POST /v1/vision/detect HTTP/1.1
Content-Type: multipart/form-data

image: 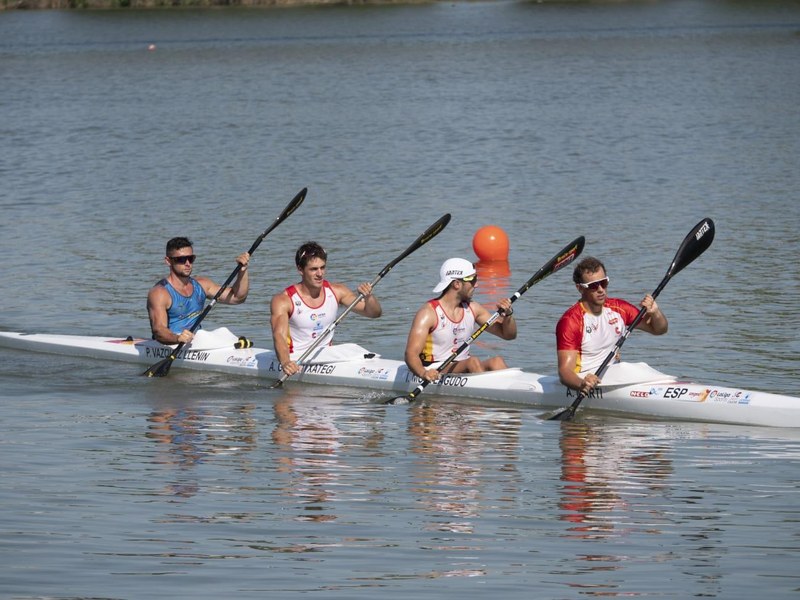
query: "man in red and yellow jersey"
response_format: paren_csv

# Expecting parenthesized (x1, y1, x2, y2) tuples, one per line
(556, 257, 668, 396)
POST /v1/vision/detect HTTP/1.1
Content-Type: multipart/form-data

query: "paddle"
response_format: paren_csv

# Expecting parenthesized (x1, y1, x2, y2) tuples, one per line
(270, 213, 452, 388)
(544, 217, 715, 422)
(385, 235, 586, 405)
(143, 187, 308, 378)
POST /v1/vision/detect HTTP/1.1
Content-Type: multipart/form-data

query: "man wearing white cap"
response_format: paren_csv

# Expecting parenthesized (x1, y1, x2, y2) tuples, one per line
(404, 258, 517, 382)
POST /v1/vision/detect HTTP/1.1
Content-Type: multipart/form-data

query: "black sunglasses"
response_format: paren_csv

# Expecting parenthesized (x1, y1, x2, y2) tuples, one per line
(169, 255, 196, 265)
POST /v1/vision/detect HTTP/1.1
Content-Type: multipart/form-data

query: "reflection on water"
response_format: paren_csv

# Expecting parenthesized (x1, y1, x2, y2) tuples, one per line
(475, 259, 512, 310)
(2, 376, 800, 597)
(271, 389, 385, 523)
(471, 260, 515, 358)
(272, 393, 343, 522)
(558, 421, 674, 539)
(145, 398, 258, 498)
(548, 419, 800, 597)
(407, 403, 522, 536)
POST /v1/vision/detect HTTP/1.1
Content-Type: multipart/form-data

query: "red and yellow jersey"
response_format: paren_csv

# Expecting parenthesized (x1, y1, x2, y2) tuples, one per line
(556, 298, 639, 375)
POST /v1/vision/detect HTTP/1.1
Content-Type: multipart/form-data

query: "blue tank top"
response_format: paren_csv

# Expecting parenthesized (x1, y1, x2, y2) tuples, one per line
(159, 278, 207, 334)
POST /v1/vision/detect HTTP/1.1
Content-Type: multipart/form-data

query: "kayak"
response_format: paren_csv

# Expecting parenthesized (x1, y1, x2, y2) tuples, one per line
(1, 327, 798, 428)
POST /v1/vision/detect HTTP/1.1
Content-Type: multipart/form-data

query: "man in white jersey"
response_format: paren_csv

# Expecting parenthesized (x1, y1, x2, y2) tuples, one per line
(556, 256, 668, 396)
(405, 257, 517, 383)
(270, 241, 382, 377)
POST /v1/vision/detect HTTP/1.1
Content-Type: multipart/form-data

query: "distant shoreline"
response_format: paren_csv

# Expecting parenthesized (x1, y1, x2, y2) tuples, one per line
(3, 0, 445, 9)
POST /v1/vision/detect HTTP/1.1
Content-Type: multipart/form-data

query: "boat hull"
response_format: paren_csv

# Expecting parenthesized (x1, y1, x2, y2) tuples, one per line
(1, 329, 798, 428)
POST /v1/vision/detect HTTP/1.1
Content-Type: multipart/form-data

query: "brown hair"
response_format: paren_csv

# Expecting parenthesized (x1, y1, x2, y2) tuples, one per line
(572, 256, 606, 284)
(295, 241, 327, 269)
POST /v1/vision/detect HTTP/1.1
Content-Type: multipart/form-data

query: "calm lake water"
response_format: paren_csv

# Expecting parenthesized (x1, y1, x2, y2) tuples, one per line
(1, 1, 800, 598)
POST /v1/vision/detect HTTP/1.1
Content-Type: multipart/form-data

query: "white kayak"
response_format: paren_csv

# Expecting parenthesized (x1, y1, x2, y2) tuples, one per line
(1, 327, 798, 428)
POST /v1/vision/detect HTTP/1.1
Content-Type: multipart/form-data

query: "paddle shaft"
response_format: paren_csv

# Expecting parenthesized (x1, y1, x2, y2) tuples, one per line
(271, 213, 452, 388)
(143, 187, 308, 377)
(391, 235, 586, 404)
(548, 217, 715, 421)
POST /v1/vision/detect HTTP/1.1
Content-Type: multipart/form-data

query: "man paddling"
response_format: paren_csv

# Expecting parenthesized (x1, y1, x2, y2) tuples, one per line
(556, 256, 668, 396)
(270, 241, 382, 378)
(147, 237, 251, 345)
(404, 258, 517, 383)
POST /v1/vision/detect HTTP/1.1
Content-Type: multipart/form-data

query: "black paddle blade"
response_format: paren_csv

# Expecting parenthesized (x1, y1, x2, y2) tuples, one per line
(380, 213, 452, 276)
(418, 213, 451, 246)
(143, 355, 174, 378)
(551, 407, 575, 421)
(517, 235, 585, 296)
(385, 395, 411, 406)
(244, 187, 308, 258)
(667, 217, 715, 279)
(542, 404, 577, 421)
(552, 236, 585, 275)
(276, 187, 307, 225)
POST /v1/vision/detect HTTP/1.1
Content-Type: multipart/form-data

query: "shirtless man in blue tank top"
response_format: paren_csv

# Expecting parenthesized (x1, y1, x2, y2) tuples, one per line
(147, 236, 251, 345)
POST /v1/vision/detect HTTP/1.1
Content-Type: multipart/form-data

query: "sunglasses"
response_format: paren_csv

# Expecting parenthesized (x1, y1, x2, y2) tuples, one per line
(169, 255, 196, 265)
(578, 276, 609, 291)
(461, 274, 478, 284)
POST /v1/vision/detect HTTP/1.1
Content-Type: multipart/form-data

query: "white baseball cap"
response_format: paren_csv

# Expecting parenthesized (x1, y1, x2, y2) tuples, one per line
(432, 258, 477, 293)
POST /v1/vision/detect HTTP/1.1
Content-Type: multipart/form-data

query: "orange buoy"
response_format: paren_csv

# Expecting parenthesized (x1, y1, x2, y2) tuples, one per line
(472, 225, 509, 262)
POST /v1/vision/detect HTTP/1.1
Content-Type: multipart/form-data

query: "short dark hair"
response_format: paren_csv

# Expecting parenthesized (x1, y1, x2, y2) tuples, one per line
(295, 241, 327, 269)
(166, 237, 193, 256)
(572, 256, 606, 284)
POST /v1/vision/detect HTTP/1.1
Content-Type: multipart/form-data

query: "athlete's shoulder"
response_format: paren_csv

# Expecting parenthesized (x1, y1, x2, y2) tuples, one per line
(270, 286, 295, 312)
(324, 280, 345, 303)
(148, 279, 171, 302)
(605, 297, 635, 310)
(604, 297, 638, 320)
(415, 300, 439, 322)
(558, 301, 585, 323)
(556, 302, 585, 334)
(556, 302, 585, 349)
(466, 299, 487, 320)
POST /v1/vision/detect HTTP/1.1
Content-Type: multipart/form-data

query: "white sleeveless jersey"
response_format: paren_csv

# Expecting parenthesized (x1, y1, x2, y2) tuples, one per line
(419, 299, 477, 363)
(285, 281, 340, 355)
